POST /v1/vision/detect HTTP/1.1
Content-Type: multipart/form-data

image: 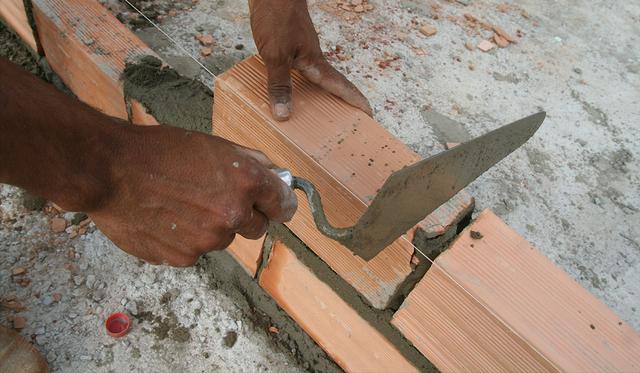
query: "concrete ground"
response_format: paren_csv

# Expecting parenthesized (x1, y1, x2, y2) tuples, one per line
(1, 0, 638, 371)
(128, 0, 639, 329)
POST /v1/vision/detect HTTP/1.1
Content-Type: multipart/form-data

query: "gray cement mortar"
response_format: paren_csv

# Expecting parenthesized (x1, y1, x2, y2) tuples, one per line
(127, 0, 639, 331)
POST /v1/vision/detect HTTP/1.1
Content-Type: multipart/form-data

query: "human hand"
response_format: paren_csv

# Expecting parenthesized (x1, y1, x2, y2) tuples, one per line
(0, 57, 295, 268)
(90, 125, 297, 267)
(249, 0, 372, 121)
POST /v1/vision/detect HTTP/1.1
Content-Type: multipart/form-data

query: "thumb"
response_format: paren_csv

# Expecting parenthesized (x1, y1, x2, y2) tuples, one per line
(265, 61, 293, 121)
(296, 59, 373, 117)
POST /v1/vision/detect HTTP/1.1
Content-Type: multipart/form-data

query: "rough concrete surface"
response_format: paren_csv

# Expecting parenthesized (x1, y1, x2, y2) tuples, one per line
(1, 0, 639, 371)
(123, 0, 639, 331)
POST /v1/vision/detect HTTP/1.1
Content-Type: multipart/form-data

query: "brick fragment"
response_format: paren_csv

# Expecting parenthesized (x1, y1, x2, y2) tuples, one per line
(477, 39, 495, 52)
(419, 25, 437, 36)
(50, 218, 66, 233)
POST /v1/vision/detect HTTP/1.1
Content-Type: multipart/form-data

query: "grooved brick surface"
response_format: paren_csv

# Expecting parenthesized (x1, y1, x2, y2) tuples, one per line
(214, 56, 472, 308)
(392, 209, 640, 372)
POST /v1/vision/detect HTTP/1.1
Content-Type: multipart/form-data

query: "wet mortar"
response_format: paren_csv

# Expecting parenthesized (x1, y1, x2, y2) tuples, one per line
(122, 55, 213, 133)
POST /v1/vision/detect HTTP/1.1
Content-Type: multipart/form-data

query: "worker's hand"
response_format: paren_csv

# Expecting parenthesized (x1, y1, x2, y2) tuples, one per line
(249, 0, 372, 121)
(90, 126, 297, 267)
(1, 57, 295, 268)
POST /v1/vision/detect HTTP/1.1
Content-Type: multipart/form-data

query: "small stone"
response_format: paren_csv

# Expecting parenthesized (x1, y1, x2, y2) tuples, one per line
(92, 290, 105, 301)
(350, 0, 362, 5)
(46, 352, 57, 362)
(12, 317, 26, 330)
(35, 335, 46, 345)
(121, 298, 128, 306)
(353, 5, 364, 12)
(419, 25, 437, 37)
(492, 25, 516, 43)
(41, 295, 54, 306)
(477, 40, 495, 52)
(68, 312, 78, 319)
(125, 301, 138, 316)
(86, 274, 97, 289)
(236, 320, 242, 330)
(465, 41, 474, 51)
(269, 326, 279, 334)
(200, 47, 213, 57)
(73, 275, 84, 286)
(494, 34, 509, 48)
(12, 267, 27, 276)
(191, 300, 202, 310)
(470, 230, 483, 239)
(141, 273, 155, 285)
(223, 330, 238, 348)
(196, 34, 214, 46)
(50, 218, 67, 233)
(183, 290, 195, 302)
(35, 326, 46, 335)
(79, 355, 92, 361)
(71, 213, 88, 225)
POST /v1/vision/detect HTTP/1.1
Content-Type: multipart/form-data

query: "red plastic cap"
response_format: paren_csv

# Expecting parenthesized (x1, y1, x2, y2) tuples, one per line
(105, 312, 131, 338)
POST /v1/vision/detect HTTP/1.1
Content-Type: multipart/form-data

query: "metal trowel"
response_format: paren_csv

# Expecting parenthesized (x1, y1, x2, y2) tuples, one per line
(274, 112, 546, 261)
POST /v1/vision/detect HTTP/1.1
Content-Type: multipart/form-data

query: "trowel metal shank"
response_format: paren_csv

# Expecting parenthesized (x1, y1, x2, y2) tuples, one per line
(275, 112, 546, 261)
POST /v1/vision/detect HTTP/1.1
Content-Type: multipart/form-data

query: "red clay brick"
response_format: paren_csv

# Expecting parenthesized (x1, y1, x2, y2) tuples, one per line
(392, 209, 640, 372)
(259, 240, 418, 372)
(0, 0, 38, 52)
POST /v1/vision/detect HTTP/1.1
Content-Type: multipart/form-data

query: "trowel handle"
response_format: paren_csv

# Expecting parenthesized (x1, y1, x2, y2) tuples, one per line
(272, 168, 293, 188)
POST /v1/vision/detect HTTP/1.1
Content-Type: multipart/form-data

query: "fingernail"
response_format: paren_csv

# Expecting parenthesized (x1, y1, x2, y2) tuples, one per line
(274, 103, 290, 119)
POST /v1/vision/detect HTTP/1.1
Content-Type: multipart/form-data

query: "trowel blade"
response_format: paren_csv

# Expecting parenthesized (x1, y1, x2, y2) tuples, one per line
(345, 112, 546, 260)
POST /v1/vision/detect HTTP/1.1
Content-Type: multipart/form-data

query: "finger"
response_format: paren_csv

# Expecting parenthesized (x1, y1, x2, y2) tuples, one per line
(297, 59, 373, 116)
(237, 209, 269, 239)
(265, 61, 293, 121)
(254, 169, 298, 222)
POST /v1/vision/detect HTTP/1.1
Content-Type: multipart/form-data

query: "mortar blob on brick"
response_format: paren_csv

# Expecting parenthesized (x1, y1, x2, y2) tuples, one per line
(122, 55, 213, 133)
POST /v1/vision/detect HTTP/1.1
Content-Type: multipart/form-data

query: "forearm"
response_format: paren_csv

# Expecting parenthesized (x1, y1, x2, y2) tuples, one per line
(0, 57, 123, 211)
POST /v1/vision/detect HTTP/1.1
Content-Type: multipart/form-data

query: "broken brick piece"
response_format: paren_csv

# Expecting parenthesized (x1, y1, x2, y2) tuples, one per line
(12, 316, 26, 330)
(50, 217, 66, 233)
(195, 33, 215, 46)
(477, 40, 496, 52)
(392, 209, 640, 372)
(11, 267, 27, 276)
(419, 24, 437, 36)
(200, 47, 213, 57)
(259, 240, 418, 372)
(494, 34, 509, 48)
(492, 25, 516, 43)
